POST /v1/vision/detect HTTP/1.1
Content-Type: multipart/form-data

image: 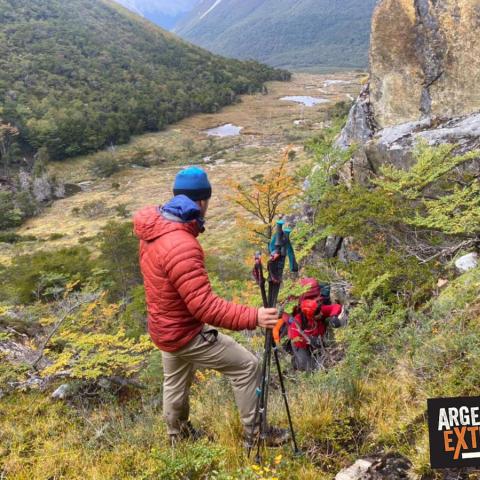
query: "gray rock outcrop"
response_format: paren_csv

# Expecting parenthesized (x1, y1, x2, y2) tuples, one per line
(369, 0, 480, 128)
(339, 0, 480, 182)
(455, 252, 479, 273)
(335, 454, 412, 480)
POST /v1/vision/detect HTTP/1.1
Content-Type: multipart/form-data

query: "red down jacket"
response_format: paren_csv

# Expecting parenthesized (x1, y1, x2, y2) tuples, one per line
(288, 303, 343, 349)
(133, 206, 258, 352)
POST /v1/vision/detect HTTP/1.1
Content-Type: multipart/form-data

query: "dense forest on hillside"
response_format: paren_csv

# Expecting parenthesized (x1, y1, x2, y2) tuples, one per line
(175, 0, 376, 71)
(0, 0, 289, 161)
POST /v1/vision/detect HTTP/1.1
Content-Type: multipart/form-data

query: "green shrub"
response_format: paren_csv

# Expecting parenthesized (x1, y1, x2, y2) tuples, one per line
(342, 300, 408, 374)
(0, 191, 23, 229)
(114, 203, 130, 218)
(0, 232, 37, 244)
(0, 353, 30, 387)
(119, 285, 147, 339)
(75, 200, 110, 219)
(348, 247, 436, 306)
(97, 221, 142, 300)
(0, 246, 94, 303)
(90, 152, 120, 178)
(150, 441, 226, 480)
(305, 142, 479, 306)
(375, 142, 480, 237)
(14, 190, 38, 218)
(48, 233, 65, 241)
(139, 349, 164, 394)
(409, 267, 480, 398)
(327, 100, 353, 121)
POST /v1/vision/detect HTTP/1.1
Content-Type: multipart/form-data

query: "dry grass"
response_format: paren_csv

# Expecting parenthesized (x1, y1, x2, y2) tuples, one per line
(0, 72, 361, 263)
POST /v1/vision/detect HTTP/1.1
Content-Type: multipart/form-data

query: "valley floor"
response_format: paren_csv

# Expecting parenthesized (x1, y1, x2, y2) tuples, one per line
(0, 73, 362, 262)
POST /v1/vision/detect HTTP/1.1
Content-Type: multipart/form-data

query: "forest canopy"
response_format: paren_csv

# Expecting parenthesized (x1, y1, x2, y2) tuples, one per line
(0, 0, 289, 161)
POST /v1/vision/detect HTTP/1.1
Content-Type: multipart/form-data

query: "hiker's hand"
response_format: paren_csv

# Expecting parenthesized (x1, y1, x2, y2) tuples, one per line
(257, 308, 280, 329)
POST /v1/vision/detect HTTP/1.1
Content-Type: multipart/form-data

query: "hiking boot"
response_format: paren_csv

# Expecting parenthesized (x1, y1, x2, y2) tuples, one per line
(244, 425, 290, 448)
(169, 421, 208, 447)
(180, 420, 208, 441)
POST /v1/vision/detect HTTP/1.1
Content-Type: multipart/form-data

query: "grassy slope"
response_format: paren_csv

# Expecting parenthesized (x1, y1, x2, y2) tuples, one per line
(175, 0, 376, 70)
(1, 268, 478, 479)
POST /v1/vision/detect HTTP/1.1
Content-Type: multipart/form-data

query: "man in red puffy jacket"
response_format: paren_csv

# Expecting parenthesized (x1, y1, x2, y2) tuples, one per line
(134, 166, 288, 446)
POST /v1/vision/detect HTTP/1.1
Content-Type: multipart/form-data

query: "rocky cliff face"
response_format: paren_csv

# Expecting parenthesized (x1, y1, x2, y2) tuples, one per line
(370, 0, 480, 128)
(338, 0, 480, 182)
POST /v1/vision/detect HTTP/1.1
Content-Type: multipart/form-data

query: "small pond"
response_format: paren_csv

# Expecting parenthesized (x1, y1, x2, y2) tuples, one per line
(280, 96, 330, 107)
(323, 80, 351, 87)
(205, 123, 243, 137)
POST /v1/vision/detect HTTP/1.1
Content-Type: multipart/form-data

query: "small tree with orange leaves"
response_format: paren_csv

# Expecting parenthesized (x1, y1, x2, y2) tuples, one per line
(228, 148, 300, 244)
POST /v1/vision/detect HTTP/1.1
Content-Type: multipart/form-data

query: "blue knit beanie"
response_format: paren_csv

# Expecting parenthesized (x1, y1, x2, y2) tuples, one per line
(173, 166, 212, 201)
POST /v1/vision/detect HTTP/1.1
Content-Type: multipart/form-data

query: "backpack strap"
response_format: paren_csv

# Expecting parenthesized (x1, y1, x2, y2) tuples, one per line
(293, 318, 312, 346)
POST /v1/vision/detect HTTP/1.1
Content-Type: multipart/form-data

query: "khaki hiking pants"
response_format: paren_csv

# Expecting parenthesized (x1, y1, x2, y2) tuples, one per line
(162, 325, 261, 435)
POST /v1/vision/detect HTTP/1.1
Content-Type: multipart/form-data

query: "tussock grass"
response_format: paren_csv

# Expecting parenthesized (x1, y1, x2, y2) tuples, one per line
(1, 264, 478, 479)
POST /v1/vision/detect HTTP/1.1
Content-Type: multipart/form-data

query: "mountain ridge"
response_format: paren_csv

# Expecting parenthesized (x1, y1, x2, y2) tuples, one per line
(175, 0, 377, 71)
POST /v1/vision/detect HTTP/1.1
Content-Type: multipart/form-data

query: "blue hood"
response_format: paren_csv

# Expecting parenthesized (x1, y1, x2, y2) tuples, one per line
(161, 195, 203, 224)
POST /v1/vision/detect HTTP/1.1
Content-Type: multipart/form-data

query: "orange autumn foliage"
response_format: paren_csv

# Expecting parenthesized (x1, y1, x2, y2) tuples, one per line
(228, 147, 300, 244)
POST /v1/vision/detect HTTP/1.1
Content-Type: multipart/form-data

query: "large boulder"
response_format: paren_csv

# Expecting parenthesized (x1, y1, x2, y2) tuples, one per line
(370, 0, 480, 128)
(335, 454, 412, 480)
(338, 0, 480, 182)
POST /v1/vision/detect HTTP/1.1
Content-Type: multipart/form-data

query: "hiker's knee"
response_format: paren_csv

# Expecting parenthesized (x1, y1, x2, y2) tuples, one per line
(242, 353, 260, 380)
(249, 354, 260, 374)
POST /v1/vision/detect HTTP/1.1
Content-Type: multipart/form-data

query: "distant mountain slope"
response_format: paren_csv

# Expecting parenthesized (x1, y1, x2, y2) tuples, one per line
(0, 0, 288, 160)
(113, 0, 198, 29)
(175, 0, 376, 71)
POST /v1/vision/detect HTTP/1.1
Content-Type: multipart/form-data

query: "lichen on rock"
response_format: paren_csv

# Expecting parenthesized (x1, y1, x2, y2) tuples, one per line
(339, 0, 480, 181)
(370, 0, 480, 128)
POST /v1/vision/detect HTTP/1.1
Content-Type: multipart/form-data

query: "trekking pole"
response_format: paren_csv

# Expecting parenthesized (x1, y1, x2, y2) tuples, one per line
(272, 342, 301, 455)
(248, 253, 270, 459)
(268, 222, 300, 456)
(248, 220, 301, 462)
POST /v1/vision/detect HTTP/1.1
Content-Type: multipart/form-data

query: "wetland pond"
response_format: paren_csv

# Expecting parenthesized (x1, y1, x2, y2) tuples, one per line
(205, 123, 243, 137)
(280, 96, 330, 107)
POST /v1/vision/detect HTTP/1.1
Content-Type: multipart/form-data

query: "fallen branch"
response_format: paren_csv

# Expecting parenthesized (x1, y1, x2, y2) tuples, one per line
(419, 239, 478, 264)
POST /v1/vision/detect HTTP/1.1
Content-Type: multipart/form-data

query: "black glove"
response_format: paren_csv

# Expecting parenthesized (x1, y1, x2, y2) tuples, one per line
(329, 315, 342, 328)
(328, 309, 348, 328)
